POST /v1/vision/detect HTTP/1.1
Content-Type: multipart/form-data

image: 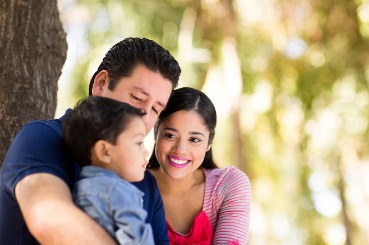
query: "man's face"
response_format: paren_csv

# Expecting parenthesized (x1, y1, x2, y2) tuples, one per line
(92, 64, 173, 134)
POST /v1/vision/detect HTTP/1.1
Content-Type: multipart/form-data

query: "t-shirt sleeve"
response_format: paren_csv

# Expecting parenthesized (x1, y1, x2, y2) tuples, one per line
(1, 120, 75, 196)
(212, 167, 251, 244)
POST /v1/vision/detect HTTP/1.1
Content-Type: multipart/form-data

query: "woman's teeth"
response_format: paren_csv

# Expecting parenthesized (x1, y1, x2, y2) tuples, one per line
(170, 157, 188, 165)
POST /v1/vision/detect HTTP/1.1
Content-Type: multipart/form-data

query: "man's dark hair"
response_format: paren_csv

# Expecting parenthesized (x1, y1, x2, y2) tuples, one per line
(148, 87, 218, 170)
(62, 96, 145, 166)
(89, 37, 181, 95)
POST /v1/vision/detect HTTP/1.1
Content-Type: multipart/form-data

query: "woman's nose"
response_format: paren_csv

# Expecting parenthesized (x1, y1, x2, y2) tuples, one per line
(172, 140, 188, 153)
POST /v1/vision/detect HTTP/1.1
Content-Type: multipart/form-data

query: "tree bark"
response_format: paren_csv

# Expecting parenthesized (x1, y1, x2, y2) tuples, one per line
(0, 0, 67, 165)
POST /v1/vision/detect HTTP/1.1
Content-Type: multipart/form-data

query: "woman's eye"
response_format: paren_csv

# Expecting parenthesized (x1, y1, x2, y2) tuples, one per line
(190, 137, 201, 143)
(164, 133, 175, 139)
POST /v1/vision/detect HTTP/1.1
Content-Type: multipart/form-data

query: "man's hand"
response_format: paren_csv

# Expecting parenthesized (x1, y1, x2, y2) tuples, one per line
(15, 173, 117, 245)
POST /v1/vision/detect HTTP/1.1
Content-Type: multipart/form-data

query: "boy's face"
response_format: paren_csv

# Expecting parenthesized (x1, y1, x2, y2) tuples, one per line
(92, 64, 173, 135)
(107, 117, 148, 182)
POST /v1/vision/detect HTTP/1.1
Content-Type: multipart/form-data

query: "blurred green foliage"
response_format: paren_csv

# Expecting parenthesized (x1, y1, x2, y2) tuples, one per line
(57, 0, 369, 244)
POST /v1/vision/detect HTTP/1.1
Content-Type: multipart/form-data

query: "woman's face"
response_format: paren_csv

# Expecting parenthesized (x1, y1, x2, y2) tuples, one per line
(155, 109, 211, 180)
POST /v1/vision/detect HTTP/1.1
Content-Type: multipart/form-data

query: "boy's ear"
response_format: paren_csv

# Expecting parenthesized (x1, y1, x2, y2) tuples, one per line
(91, 70, 109, 96)
(92, 140, 111, 165)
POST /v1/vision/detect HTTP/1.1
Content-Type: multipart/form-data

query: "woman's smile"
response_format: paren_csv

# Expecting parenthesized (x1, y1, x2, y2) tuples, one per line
(168, 156, 190, 168)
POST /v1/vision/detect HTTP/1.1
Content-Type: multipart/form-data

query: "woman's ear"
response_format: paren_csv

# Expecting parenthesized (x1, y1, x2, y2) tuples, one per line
(91, 70, 109, 96)
(206, 144, 212, 152)
(91, 140, 112, 165)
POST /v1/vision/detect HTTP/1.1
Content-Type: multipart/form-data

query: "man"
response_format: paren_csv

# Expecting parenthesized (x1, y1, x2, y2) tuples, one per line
(0, 37, 181, 244)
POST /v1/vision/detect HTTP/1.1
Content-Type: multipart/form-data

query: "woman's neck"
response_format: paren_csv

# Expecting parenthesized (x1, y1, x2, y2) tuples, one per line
(151, 167, 206, 234)
(150, 167, 204, 194)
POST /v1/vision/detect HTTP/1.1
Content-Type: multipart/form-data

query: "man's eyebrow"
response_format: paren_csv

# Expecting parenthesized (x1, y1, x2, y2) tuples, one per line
(157, 102, 166, 109)
(133, 86, 165, 108)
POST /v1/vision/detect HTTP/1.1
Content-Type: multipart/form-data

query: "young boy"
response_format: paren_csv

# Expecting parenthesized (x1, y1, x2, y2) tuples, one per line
(62, 96, 153, 244)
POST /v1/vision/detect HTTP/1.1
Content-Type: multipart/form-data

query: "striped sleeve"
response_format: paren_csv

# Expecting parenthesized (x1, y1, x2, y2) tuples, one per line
(203, 167, 251, 245)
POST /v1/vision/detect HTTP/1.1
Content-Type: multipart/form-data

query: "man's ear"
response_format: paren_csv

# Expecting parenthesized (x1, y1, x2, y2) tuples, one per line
(91, 70, 109, 96)
(91, 140, 112, 165)
(206, 144, 212, 152)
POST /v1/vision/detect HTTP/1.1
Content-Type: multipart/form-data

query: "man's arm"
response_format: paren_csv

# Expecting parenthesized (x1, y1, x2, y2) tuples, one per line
(15, 173, 117, 245)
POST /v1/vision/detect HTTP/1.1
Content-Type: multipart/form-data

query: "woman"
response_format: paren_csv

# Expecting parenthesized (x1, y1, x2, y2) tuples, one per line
(148, 87, 251, 244)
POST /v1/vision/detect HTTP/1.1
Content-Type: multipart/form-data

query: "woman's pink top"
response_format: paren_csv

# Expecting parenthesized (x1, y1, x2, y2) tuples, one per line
(167, 211, 213, 244)
(167, 166, 251, 245)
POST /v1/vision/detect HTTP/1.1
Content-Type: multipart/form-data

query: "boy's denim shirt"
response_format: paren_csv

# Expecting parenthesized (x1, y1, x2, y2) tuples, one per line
(73, 166, 154, 244)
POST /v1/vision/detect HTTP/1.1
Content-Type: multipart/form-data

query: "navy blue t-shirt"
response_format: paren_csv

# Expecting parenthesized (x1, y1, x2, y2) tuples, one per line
(0, 110, 168, 244)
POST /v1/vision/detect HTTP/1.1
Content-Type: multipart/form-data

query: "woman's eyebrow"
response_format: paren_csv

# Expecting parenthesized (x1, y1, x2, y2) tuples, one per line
(162, 127, 177, 132)
(189, 131, 205, 137)
(162, 127, 205, 137)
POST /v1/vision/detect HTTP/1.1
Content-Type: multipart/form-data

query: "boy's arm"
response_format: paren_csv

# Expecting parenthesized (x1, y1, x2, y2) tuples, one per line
(15, 173, 117, 245)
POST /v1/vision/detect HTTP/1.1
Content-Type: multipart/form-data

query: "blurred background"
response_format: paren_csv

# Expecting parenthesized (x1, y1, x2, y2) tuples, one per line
(56, 0, 369, 244)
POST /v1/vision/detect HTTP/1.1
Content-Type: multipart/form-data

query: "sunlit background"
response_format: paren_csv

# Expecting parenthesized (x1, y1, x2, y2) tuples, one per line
(56, 0, 369, 244)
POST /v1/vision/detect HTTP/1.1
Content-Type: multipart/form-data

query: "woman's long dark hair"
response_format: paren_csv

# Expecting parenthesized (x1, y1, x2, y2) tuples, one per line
(147, 87, 218, 169)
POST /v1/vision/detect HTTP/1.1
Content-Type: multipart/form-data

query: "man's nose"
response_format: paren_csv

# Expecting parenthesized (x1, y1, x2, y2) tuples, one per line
(141, 111, 150, 124)
(142, 113, 155, 135)
(140, 104, 152, 133)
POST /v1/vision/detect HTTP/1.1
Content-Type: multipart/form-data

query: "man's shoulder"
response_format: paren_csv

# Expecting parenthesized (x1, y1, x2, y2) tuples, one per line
(15, 109, 72, 142)
(1, 111, 78, 192)
(4, 118, 64, 162)
(21, 117, 63, 137)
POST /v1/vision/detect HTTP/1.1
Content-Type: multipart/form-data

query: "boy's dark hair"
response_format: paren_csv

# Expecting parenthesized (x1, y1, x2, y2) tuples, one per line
(89, 37, 181, 95)
(148, 87, 218, 170)
(62, 96, 145, 166)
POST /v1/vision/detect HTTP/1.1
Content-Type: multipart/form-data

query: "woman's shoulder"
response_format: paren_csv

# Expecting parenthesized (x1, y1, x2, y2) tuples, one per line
(203, 166, 250, 190)
(204, 166, 249, 180)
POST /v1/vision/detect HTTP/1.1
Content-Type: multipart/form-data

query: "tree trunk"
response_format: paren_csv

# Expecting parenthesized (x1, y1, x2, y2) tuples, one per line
(337, 158, 353, 245)
(220, 0, 248, 172)
(0, 0, 67, 165)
